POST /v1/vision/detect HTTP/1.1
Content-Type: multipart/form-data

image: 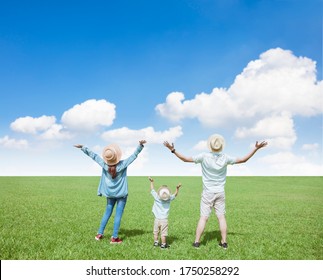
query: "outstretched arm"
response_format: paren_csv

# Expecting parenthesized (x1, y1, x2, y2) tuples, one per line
(148, 177, 154, 191)
(117, 140, 146, 170)
(174, 183, 182, 197)
(74, 144, 106, 168)
(139, 140, 147, 146)
(235, 141, 268, 164)
(163, 141, 194, 162)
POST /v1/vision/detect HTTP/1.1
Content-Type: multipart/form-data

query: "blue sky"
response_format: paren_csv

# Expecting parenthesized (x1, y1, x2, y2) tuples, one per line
(0, 0, 322, 176)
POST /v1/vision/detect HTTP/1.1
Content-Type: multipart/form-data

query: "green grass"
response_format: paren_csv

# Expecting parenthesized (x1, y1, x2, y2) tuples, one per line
(0, 176, 322, 260)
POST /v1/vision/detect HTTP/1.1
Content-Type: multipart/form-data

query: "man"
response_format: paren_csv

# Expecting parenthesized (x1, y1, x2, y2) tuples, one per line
(163, 134, 267, 249)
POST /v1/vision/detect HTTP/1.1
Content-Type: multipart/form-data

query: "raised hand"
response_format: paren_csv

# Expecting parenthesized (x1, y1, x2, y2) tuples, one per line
(74, 144, 83, 149)
(255, 141, 268, 150)
(163, 141, 174, 151)
(139, 140, 147, 146)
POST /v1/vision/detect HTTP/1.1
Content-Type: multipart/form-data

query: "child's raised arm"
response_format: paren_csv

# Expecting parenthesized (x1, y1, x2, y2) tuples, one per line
(148, 177, 154, 191)
(174, 183, 182, 197)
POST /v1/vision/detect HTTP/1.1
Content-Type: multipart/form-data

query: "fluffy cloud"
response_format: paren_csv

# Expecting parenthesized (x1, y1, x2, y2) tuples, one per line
(156, 48, 322, 127)
(9, 115, 73, 140)
(61, 99, 116, 131)
(10, 115, 56, 134)
(235, 113, 297, 149)
(155, 89, 236, 126)
(193, 140, 208, 151)
(301, 143, 319, 151)
(0, 135, 28, 149)
(9, 99, 116, 139)
(101, 126, 183, 146)
(231, 49, 322, 118)
(259, 152, 323, 175)
(155, 48, 322, 152)
(40, 124, 73, 140)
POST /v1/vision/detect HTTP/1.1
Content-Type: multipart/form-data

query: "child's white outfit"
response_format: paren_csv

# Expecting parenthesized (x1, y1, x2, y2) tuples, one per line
(151, 189, 175, 237)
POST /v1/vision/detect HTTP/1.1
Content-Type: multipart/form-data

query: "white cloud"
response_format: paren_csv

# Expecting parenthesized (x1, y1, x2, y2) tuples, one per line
(155, 92, 185, 122)
(10, 115, 56, 134)
(155, 48, 322, 158)
(156, 48, 322, 127)
(235, 113, 297, 149)
(0, 135, 28, 149)
(301, 143, 319, 151)
(9, 115, 74, 141)
(40, 124, 73, 140)
(101, 126, 183, 146)
(259, 152, 323, 175)
(155, 89, 237, 126)
(61, 99, 116, 132)
(230, 48, 322, 118)
(193, 140, 208, 151)
(235, 113, 293, 138)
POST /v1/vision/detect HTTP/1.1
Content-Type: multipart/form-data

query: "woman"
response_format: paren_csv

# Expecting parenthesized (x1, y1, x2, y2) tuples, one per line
(74, 140, 146, 243)
(164, 134, 267, 249)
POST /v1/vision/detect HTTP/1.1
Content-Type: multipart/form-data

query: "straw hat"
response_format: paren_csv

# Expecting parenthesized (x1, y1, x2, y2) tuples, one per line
(207, 134, 225, 152)
(102, 143, 122, 165)
(157, 185, 171, 201)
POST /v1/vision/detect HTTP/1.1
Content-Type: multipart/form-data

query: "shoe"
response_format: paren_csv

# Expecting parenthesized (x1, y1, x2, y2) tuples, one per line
(219, 242, 228, 249)
(110, 237, 123, 244)
(153, 241, 159, 247)
(95, 234, 103, 241)
(160, 243, 170, 249)
(192, 242, 200, 248)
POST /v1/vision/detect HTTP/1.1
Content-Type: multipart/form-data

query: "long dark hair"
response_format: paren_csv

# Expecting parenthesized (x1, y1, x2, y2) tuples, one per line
(108, 165, 117, 179)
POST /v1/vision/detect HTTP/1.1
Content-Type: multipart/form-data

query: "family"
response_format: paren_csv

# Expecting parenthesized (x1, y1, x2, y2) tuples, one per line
(74, 134, 267, 249)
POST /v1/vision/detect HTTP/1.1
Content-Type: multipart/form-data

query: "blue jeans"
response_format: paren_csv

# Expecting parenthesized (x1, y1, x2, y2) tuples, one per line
(98, 196, 127, 238)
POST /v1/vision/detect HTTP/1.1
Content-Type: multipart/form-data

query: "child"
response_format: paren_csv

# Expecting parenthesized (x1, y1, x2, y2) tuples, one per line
(148, 177, 181, 249)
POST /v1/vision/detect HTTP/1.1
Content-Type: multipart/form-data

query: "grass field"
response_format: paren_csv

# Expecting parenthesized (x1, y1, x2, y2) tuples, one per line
(0, 176, 322, 260)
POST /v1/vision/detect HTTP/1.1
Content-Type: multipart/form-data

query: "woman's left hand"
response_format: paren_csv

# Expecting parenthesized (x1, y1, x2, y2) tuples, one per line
(139, 140, 147, 146)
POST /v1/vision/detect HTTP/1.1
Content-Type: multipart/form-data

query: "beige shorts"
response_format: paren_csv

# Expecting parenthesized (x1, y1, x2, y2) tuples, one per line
(153, 218, 169, 237)
(200, 191, 226, 217)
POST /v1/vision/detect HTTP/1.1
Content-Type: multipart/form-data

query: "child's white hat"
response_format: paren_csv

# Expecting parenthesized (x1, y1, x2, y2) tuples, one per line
(157, 185, 171, 201)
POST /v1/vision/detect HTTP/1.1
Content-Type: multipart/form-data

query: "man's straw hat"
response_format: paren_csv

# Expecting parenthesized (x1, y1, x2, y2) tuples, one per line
(207, 134, 225, 152)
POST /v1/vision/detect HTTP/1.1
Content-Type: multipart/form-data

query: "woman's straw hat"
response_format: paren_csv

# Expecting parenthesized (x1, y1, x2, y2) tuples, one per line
(207, 134, 225, 152)
(102, 143, 122, 165)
